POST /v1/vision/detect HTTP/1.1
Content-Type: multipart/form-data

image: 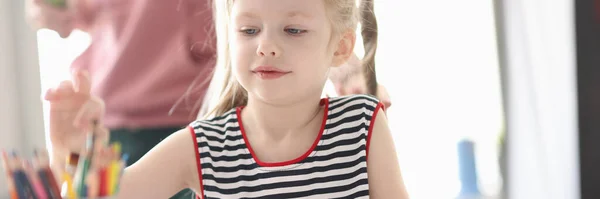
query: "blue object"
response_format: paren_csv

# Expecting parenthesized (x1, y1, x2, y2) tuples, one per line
(15, 169, 38, 199)
(12, 170, 28, 199)
(457, 139, 481, 196)
(121, 154, 129, 163)
(80, 184, 88, 197)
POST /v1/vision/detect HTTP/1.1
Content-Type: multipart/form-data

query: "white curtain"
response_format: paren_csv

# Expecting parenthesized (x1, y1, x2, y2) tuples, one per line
(498, 0, 580, 198)
(0, 0, 47, 196)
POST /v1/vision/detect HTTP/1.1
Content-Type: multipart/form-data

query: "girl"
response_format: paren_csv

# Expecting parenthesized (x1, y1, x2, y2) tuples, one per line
(43, 0, 409, 198)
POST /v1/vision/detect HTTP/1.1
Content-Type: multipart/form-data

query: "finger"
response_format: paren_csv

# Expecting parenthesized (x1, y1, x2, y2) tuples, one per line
(375, 84, 391, 109)
(99, 148, 112, 167)
(48, 81, 94, 112)
(86, 171, 99, 198)
(95, 127, 110, 148)
(344, 74, 367, 95)
(95, 147, 114, 169)
(335, 84, 346, 96)
(73, 98, 105, 129)
(43, 88, 59, 101)
(45, 80, 75, 101)
(382, 100, 392, 109)
(73, 102, 92, 130)
(91, 147, 103, 170)
(90, 127, 110, 158)
(73, 69, 92, 94)
(56, 80, 76, 97)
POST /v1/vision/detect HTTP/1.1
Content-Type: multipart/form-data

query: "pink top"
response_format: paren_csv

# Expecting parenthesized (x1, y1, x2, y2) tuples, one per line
(70, 0, 215, 129)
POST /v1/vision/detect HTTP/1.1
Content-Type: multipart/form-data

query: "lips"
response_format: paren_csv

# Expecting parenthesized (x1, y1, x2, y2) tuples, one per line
(252, 66, 291, 80)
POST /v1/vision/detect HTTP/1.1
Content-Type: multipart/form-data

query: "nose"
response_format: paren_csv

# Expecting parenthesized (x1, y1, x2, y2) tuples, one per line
(256, 39, 281, 58)
(258, 50, 277, 57)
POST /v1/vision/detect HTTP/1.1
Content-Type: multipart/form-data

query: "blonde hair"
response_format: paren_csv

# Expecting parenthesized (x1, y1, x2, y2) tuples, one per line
(199, 0, 378, 118)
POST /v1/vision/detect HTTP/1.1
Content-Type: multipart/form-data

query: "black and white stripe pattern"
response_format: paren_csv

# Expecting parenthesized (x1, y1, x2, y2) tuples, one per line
(190, 94, 382, 199)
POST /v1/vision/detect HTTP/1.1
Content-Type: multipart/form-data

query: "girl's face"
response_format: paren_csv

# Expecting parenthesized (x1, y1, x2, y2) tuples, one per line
(230, 0, 342, 105)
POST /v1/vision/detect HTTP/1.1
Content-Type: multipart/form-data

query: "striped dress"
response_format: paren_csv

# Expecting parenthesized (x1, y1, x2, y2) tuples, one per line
(188, 95, 385, 199)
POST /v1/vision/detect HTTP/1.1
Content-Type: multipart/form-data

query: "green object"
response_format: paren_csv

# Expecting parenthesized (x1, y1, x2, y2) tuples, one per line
(45, 0, 66, 8)
(75, 129, 97, 197)
(76, 158, 91, 196)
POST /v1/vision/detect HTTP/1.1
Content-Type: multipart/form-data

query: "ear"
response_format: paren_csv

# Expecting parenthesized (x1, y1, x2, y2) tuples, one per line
(331, 30, 356, 67)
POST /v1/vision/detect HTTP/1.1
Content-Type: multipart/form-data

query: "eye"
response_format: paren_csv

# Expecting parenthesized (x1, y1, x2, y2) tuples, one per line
(240, 28, 260, 35)
(285, 28, 308, 35)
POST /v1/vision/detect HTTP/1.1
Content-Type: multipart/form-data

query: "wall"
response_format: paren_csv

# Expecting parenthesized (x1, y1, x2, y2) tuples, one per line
(0, 0, 47, 196)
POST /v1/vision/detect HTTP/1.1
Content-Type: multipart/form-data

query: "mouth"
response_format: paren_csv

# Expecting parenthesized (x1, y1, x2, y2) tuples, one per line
(252, 66, 291, 79)
(252, 66, 290, 73)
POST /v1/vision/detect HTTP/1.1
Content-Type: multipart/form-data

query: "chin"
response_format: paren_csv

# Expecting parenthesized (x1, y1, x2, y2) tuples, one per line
(253, 89, 323, 107)
(254, 90, 294, 105)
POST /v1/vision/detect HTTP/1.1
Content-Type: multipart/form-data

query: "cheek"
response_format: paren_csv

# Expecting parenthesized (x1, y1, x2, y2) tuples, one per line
(294, 49, 332, 81)
(287, 35, 334, 77)
(310, 35, 336, 64)
(229, 40, 256, 88)
(230, 39, 255, 68)
(292, 39, 331, 62)
(231, 55, 248, 88)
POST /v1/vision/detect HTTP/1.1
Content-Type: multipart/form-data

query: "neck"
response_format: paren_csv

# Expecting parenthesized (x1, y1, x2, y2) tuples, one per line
(242, 95, 326, 138)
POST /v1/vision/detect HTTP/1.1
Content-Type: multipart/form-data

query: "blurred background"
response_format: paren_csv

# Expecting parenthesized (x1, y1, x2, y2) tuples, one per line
(0, 0, 591, 198)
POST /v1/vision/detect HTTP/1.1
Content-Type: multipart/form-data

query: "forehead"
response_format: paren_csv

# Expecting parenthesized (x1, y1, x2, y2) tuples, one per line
(231, 0, 328, 20)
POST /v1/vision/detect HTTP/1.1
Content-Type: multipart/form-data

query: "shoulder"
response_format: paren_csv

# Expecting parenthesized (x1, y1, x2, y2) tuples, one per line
(189, 108, 239, 135)
(329, 94, 379, 103)
(328, 94, 385, 113)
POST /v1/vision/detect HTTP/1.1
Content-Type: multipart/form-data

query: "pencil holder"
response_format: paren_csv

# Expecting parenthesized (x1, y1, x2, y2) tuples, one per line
(60, 144, 126, 199)
(2, 144, 126, 199)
